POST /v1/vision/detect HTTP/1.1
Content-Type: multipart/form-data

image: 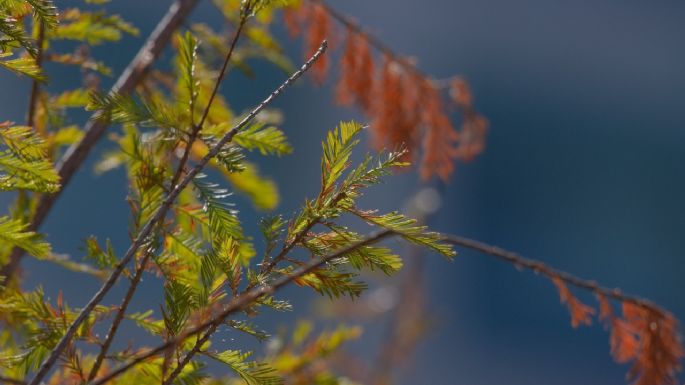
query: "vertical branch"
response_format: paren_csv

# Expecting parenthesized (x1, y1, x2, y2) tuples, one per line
(0, 0, 201, 283)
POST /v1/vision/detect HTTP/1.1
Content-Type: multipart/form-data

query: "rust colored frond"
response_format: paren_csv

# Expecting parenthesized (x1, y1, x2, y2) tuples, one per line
(370, 57, 414, 154)
(419, 82, 460, 181)
(282, 1, 488, 182)
(621, 303, 683, 385)
(355, 35, 375, 113)
(597, 293, 613, 322)
(610, 318, 641, 363)
(550, 277, 595, 328)
(283, 4, 309, 38)
(336, 28, 359, 106)
(306, 3, 331, 84)
(336, 29, 375, 113)
(450, 78, 488, 162)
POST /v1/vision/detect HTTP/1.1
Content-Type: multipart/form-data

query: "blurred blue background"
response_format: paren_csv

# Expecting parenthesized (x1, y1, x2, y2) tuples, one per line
(1, 0, 684, 384)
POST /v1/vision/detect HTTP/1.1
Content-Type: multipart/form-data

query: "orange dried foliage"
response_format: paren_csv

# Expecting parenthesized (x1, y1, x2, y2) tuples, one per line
(597, 293, 613, 322)
(621, 303, 683, 385)
(282, 2, 488, 181)
(596, 294, 684, 385)
(369, 57, 420, 160)
(611, 317, 641, 363)
(419, 81, 460, 181)
(450, 78, 488, 162)
(550, 277, 595, 328)
(306, 3, 330, 84)
(283, 6, 305, 38)
(336, 29, 375, 113)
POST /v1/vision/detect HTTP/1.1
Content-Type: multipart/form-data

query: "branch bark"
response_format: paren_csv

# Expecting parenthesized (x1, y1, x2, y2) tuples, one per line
(0, 0, 201, 282)
(27, 39, 328, 385)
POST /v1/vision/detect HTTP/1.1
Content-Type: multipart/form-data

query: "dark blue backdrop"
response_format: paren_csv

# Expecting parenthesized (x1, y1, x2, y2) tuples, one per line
(1, 0, 684, 384)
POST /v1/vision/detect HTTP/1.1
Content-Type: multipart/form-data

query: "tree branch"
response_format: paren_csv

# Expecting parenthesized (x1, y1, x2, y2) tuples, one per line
(444, 235, 669, 316)
(88, 228, 677, 384)
(27, 39, 328, 385)
(260, 218, 319, 274)
(86, 14, 250, 381)
(0, 0, 201, 282)
(89, 229, 393, 385)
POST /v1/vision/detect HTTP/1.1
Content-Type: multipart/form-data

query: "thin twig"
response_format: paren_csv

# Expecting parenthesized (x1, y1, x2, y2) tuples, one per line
(27, 40, 328, 385)
(161, 323, 217, 385)
(89, 229, 393, 385)
(445, 235, 669, 317)
(260, 218, 319, 274)
(0, 0, 201, 282)
(89, 12, 251, 382)
(260, 191, 349, 275)
(84, 248, 152, 381)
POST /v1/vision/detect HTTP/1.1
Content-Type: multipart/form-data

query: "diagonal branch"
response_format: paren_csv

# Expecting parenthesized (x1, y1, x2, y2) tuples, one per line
(89, 229, 394, 385)
(0, 0, 201, 282)
(27, 39, 328, 385)
(444, 235, 669, 316)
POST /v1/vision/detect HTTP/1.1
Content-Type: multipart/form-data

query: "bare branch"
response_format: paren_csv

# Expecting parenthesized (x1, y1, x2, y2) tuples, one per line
(27, 40, 328, 385)
(445, 235, 670, 316)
